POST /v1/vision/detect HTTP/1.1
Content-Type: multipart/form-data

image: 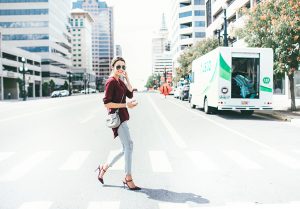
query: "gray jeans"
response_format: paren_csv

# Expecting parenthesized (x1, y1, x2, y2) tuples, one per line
(108, 121, 133, 175)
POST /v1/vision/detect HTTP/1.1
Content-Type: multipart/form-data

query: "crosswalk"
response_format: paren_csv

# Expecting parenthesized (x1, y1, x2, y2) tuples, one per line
(10, 201, 300, 209)
(1, 149, 300, 178)
(1, 149, 300, 208)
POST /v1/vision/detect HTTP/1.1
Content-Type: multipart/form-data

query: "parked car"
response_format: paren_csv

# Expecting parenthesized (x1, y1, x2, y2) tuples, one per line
(60, 90, 69, 97)
(178, 84, 190, 101)
(174, 86, 182, 98)
(81, 88, 97, 94)
(51, 90, 61, 98)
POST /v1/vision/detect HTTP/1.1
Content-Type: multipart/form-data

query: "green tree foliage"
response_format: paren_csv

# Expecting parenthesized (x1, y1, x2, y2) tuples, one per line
(63, 81, 69, 90)
(145, 74, 161, 89)
(241, 0, 300, 110)
(42, 81, 50, 97)
(177, 38, 219, 80)
(49, 80, 56, 93)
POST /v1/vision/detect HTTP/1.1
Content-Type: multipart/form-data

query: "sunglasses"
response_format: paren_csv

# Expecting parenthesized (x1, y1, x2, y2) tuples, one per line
(116, 65, 126, 70)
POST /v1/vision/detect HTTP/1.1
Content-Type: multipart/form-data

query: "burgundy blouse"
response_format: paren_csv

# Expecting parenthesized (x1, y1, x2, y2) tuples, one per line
(103, 77, 133, 138)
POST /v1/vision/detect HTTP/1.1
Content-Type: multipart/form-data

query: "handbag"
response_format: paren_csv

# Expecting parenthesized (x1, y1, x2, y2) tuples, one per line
(106, 93, 125, 128)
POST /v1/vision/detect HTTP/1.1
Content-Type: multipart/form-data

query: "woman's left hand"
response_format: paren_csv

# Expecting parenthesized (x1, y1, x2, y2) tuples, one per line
(123, 71, 129, 80)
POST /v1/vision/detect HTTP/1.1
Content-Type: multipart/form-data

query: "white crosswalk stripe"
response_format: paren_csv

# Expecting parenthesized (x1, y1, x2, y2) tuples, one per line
(260, 150, 300, 169)
(18, 201, 52, 209)
(186, 151, 219, 171)
(0, 151, 52, 182)
(87, 201, 120, 209)
(0, 152, 15, 163)
(149, 151, 173, 172)
(223, 150, 263, 170)
(59, 151, 90, 170)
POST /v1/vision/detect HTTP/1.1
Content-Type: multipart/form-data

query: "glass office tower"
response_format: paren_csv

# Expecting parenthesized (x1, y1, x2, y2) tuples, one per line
(73, 0, 114, 91)
(0, 0, 72, 87)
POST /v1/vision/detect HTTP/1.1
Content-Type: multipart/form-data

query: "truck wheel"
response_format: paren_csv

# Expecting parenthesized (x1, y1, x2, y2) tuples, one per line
(204, 98, 212, 114)
(190, 97, 196, 109)
(240, 110, 254, 116)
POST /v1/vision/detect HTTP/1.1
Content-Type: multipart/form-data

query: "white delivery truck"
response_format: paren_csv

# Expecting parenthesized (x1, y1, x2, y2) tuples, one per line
(189, 47, 273, 115)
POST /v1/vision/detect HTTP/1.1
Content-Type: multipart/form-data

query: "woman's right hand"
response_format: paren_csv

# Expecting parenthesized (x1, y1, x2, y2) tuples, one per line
(127, 100, 138, 109)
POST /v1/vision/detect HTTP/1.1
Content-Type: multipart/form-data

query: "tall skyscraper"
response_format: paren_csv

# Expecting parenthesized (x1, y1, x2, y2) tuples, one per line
(152, 14, 173, 84)
(73, 0, 114, 90)
(70, 8, 95, 90)
(169, 0, 207, 71)
(0, 0, 72, 87)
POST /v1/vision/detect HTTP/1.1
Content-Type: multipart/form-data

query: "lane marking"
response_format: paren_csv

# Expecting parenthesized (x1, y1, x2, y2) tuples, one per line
(167, 98, 273, 150)
(149, 151, 173, 172)
(87, 201, 120, 209)
(0, 151, 52, 182)
(18, 201, 52, 209)
(260, 150, 300, 169)
(0, 152, 15, 163)
(148, 96, 187, 149)
(107, 150, 124, 170)
(223, 150, 263, 170)
(59, 151, 90, 170)
(186, 151, 219, 171)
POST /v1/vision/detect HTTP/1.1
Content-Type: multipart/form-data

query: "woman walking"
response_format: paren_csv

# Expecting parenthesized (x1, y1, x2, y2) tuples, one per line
(96, 56, 141, 190)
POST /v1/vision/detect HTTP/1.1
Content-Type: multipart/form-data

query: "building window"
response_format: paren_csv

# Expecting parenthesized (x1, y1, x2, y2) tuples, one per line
(0, 0, 48, 2)
(194, 10, 205, 16)
(179, 11, 192, 18)
(195, 32, 206, 38)
(0, 9, 48, 16)
(180, 22, 192, 29)
(2, 34, 49, 40)
(0, 21, 48, 28)
(194, 21, 205, 27)
(19, 46, 49, 52)
(194, 0, 205, 5)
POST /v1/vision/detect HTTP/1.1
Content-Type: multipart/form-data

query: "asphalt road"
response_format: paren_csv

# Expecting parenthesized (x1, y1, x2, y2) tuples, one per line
(1, 93, 300, 209)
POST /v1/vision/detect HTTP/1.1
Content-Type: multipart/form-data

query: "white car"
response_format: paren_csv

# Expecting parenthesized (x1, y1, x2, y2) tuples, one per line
(51, 90, 69, 98)
(60, 90, 69, 97)
(81, 88, 97, 94)
(51, 90, 61, 98)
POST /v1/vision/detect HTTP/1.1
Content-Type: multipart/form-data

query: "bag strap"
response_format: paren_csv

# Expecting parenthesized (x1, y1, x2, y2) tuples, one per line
(115, 93, 125, 113)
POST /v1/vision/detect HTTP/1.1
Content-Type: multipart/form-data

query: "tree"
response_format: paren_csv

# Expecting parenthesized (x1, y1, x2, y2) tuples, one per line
(177, 38, 219, 80)
(42, 81, 50, 97)
(63, 81, 69, 90)
(49, 80, 56, 93)
(241, 0, 300, 111)
(145, 74, 161, 89)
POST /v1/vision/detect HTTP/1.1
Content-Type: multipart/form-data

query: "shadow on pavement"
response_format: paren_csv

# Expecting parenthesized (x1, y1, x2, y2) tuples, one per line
(198, 109, 276, 121)
(136, 188, 209, 204)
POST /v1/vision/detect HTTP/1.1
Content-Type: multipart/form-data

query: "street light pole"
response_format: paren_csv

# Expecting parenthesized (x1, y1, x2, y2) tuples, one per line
(20, 57, 27, 101)
(68, 72, 72, 96)
(222, 2, 228, 47)
(216, 29, 221, 46)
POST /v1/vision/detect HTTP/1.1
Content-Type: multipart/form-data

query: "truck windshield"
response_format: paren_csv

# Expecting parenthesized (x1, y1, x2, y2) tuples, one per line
(231, 56, 260, 99)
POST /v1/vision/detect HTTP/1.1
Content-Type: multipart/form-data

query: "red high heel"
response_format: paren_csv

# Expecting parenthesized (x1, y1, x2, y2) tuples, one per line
(95, 165, 107, 184)
(122, 178, 141, 190)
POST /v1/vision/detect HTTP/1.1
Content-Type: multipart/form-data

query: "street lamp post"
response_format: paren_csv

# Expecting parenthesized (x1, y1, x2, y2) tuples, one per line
(84, 73, 87, 94)
(216, 29, 221, 46)
(68, 72, 72, 96)
(87, 74, 90, 94)
(20, 57, 28, 101)
(222, 2, 228, 47)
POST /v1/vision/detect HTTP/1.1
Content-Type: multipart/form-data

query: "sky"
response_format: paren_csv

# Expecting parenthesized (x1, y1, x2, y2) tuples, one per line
(72, 0, 171, 90)
(107, 0, 171, 90)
